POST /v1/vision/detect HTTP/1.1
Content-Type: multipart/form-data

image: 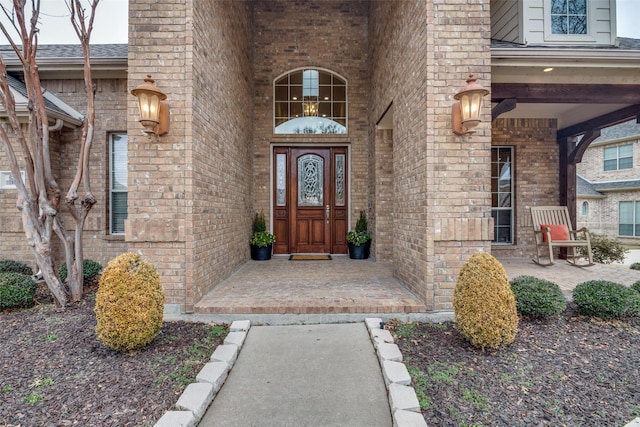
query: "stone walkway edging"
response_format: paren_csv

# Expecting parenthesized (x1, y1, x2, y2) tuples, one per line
(153, 320, 251, 427)
(365, 318, 428, 427)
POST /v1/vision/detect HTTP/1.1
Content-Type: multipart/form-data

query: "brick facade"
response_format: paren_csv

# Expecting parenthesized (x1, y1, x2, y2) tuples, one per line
(368, 0, 493, 310)
(491, 118, 560, 261)
(1, 0, 500, 314)
(252, 0, 370, 235)
(0, 78, 129, 272)
(577, 136, 640, 243)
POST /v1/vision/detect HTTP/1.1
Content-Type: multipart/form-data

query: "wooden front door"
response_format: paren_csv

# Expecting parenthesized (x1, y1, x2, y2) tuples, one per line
(273, 147, 348, 254)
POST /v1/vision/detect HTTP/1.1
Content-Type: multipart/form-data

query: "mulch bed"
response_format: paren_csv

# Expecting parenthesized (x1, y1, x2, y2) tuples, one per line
(3, 283, 640, 427)
(393, 305, 640, 427)
(0, 283, 226, 427)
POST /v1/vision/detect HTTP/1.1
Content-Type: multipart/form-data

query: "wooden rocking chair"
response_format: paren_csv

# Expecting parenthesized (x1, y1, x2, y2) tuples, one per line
(530, 206, 594, 267)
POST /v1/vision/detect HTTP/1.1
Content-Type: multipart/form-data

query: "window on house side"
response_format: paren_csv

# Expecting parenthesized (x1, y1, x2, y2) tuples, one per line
(581, 201, 589, 217)
(491, 146, 513, 244)
(604, 144, 633, 171)
(551, 0, 587, 35)
(109, 133, 128, 234)
(619, 201, 640, 237)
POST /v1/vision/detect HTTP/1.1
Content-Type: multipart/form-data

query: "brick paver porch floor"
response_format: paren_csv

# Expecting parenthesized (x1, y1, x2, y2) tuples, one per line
(194, 255, 640, 316)
(195, 256, 427, 315)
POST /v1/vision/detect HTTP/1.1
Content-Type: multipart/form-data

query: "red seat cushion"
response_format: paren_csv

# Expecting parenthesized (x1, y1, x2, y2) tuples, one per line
(540, 224, 569, 242)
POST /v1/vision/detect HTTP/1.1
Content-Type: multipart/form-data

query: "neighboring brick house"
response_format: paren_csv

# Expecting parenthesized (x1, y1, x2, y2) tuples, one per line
(577, 120, 640, 244)
(1, 0, 639, 314)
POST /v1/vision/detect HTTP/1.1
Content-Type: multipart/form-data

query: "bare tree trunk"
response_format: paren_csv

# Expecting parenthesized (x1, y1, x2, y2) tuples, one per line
(21, 200, 68, 306)
(0, 1, 101, 307)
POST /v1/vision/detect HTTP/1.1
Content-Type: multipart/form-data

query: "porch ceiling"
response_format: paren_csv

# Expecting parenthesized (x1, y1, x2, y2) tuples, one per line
(490, 81, 640, 130)
(490, 101, 632, 130)
(491, 45, 640, 129)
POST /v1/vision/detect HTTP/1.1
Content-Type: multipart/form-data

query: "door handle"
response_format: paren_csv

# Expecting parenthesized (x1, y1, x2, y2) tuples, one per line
(325, 205, 330, 224)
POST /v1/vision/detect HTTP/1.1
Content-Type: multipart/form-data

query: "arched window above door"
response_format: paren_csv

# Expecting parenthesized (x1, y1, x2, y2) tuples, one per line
(274, 68, 347, 134)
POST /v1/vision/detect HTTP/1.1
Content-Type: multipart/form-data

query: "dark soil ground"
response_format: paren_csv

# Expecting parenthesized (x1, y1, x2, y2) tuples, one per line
(0, 282, 227, 427)
(392, 306, 640, 427)
(3, 282, 640, 427)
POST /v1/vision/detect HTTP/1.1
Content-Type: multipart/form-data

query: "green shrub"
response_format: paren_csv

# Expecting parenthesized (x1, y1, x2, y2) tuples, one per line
(0, 272, 38, 309)
(94, 253, 164, 351)
(0, 260, 33, 276)
(58, 259, 102, 282)
(572, 280, 640, 319)
(630, 263, 640, 271)
(355, 210, 368, 233)
(252, 210, 267, 233)
(453, 252, 518, 350)
(632, 281, 640, 294)
(510, 276, 567, 318)
(578, 233, 627, 264)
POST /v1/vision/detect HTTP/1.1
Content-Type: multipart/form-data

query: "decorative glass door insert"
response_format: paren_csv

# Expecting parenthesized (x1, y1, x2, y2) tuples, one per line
(298, 154, 324, 206)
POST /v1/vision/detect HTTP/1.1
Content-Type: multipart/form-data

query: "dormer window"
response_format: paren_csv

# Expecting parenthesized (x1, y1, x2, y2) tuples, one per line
(551, 0, 587, 35)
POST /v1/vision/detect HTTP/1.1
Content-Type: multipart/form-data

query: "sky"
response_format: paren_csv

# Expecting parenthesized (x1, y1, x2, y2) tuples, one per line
(0, 0, 128, 44)
(0, 0, 639, 44)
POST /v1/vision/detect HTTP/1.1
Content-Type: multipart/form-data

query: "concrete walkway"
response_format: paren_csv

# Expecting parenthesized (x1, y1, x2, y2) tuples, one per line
(198, 323, 392, 427)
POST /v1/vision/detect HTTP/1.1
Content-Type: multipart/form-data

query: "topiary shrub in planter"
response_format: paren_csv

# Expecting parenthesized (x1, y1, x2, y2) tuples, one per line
(58, 259, 102, 283)
(347, 210, 371, 259)
(510, 275, 567, 318)
(250, 211, 275, 260)
(0, 272, 38, 309)
(94, 253, 164, 351)
(453, 252, 518, 350)
(0, 260, 33, 276)
(572, 280, 640, 319)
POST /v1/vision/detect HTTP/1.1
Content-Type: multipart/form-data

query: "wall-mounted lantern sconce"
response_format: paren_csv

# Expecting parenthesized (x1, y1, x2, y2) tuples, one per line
(452, 74, 489, 136)
(131, 75, 169, 136)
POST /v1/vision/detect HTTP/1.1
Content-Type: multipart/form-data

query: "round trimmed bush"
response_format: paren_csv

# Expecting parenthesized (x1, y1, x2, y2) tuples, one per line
(58, 259, 102, 282)
(94, 253, 164, 351)
(572, 280, 640, 319)
(631, 281, 640, 294)
(510, 275, 567, 318)
(454, 252, 519, 350)
(0, 272, 38, 309)
(630, 263, 640, 271)
(0, 260, 33, 276)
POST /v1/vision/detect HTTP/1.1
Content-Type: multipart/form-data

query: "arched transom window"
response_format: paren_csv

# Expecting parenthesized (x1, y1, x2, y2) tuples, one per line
(274, 68, 347, 134)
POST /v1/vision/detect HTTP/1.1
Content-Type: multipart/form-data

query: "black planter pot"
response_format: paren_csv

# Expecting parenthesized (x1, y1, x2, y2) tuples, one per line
(348, 241, 370, 260)
(250, 243, 272, 261)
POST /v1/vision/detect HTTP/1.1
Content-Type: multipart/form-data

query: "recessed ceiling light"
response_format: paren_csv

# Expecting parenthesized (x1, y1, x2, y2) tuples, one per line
(292, 96, 298, 100)
(543, 67, 554, 72)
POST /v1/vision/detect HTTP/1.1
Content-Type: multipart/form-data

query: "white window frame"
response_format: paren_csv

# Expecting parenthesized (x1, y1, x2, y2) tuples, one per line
(0, 170, 25, 189)
(619, 201, 640, 237)
(581, 201, 589, 217)
(109, 133, 128, 235)
(543, 0, 596, 43)
(491, 146, 514, 245)
(604, 144, 633, 171)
